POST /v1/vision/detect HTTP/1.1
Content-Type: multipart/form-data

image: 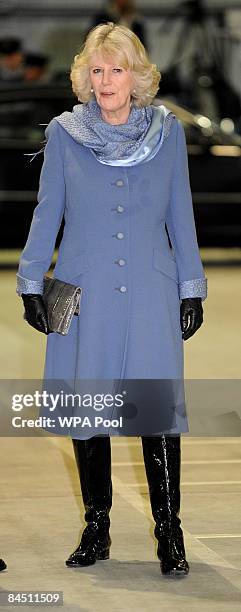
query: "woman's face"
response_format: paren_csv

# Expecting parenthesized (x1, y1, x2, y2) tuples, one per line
(89, 52, 134, 121)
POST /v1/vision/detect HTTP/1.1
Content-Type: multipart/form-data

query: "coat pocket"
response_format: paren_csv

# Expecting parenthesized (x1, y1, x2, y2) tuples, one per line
(53, 250, 91, 281)
(152, 248, 178, 283)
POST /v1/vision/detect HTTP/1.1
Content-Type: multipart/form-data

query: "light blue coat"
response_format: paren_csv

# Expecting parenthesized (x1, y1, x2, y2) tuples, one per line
(16, 108, 207, 436)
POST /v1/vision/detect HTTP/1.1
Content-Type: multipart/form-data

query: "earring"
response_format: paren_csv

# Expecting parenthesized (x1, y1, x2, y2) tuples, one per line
(90, 88, 94, 92)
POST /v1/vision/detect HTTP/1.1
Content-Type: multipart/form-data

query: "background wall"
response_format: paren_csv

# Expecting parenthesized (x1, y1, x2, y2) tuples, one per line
(1, 0, 241, 6)
(1, 1, 241, 100)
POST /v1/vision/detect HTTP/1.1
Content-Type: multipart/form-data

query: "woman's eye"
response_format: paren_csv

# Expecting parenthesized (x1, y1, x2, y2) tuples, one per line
(113, 68, 122, 72)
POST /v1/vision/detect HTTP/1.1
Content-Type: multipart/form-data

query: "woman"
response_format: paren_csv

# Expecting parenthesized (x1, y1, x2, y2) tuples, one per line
(16, 22, 207, 576)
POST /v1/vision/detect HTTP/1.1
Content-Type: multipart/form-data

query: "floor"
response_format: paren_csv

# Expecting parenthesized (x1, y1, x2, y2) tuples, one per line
(0, 257, 241, 611)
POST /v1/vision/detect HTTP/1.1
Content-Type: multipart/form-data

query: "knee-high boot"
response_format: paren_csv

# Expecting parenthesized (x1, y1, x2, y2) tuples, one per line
(141, 434, 189, 576)
(66, 435, 112, 567)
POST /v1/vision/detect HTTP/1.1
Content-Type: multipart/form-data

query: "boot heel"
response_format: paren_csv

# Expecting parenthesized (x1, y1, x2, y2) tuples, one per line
(96, 548, 110, 560)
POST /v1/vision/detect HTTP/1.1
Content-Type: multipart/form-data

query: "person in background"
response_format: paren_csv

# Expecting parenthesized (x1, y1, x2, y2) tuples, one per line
(91, 0, 147, 48)
(23, 52, 51, 84)
(0, 37, 25, 82)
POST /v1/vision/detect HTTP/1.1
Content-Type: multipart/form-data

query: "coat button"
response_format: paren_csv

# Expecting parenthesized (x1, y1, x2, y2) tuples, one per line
(118, 258, 126, 266)
(117, 205, 124, 212)
(116, 179, 124, 186)
(116, 232, 124, 239)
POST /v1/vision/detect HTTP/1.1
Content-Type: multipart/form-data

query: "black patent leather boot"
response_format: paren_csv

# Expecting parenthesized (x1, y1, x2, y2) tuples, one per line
(66, 435, 112, 567)
(0, 559, 7, 571)
(141, 434, 189, 577)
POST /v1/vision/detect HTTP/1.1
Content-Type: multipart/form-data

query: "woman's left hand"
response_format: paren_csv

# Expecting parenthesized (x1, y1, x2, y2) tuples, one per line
(180, 298, 203, 340)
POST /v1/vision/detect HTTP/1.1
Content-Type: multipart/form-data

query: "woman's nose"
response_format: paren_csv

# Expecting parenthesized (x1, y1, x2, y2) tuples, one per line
(101, 71, 112, 86)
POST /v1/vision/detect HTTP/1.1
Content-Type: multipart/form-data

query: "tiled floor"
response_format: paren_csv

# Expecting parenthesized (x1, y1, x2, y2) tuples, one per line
(0, 263, 241, 611)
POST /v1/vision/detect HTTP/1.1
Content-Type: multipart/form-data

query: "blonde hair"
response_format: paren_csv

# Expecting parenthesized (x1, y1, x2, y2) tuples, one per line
(70, 22, 161, 107)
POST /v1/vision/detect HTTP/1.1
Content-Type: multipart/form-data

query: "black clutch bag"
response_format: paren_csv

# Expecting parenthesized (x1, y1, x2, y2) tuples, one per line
(42, 274, 82, 335)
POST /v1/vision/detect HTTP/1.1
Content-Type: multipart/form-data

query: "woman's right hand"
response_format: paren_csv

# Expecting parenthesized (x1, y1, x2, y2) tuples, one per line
(21, 294, 50, 334)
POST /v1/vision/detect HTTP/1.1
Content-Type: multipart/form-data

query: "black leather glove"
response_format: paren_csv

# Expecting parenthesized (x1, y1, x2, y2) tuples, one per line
(180, 297, 203, 341)
(21, 293, 50, 334)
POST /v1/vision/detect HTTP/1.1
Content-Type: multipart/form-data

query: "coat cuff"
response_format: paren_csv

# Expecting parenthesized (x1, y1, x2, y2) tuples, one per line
(16, 273, 44, 296)
(179, 277, 207, 301)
